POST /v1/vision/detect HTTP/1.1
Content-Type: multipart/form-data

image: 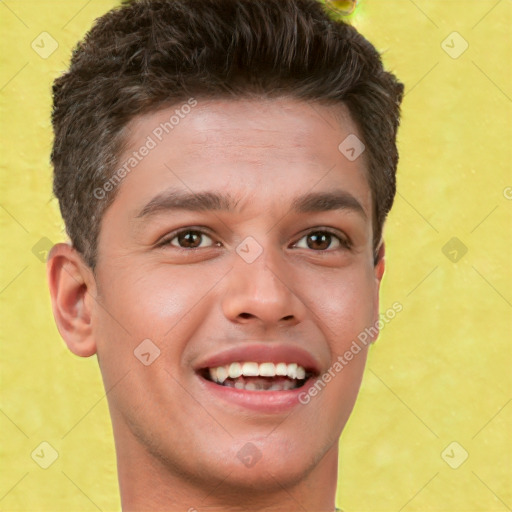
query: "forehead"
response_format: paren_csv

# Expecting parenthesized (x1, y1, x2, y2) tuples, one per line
(114, 97, 372, 217)
(127, 97, 360, 155)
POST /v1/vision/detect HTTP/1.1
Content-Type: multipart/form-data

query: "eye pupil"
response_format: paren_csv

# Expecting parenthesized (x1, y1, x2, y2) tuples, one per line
(178, 230, 201, 248)
(307, 232, 331, 250)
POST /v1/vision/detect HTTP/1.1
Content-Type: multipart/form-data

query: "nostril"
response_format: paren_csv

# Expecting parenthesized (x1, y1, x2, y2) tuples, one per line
(239, 312, 253, 319)
(282, 315, 294, 321)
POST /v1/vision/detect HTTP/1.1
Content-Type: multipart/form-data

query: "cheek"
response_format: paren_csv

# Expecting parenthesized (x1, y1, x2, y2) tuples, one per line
(303, 265, 377, 347)
(92, 262, 229, 390)
(97, 263, 220, 335)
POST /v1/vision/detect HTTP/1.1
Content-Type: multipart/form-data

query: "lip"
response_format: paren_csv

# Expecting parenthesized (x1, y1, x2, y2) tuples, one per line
(197, 374, 317, 413)
(194, 343, 321, 374)
(193, 343, 321, 414)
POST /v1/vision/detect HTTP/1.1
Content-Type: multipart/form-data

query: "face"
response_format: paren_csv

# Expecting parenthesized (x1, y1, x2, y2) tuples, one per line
(89, 98, 383, 493)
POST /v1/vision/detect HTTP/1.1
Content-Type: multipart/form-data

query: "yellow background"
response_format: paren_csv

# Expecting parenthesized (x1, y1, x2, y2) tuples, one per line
(1, 1, 511, 510)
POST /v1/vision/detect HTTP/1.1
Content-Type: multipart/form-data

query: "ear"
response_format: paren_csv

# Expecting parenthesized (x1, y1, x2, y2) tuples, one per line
(370, 242, 386, 343)
(374, 241, 385, 283)
(46, 243, 97, 357)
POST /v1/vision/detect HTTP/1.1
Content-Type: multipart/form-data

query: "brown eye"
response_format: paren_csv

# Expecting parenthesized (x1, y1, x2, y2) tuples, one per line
(169, 230, 214, 249)
(294, 230, 347, 251)
(307, 232, 335, 250)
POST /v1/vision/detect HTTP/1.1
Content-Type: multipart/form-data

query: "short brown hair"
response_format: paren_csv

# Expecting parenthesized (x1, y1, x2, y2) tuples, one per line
(51, 0, 404, 268)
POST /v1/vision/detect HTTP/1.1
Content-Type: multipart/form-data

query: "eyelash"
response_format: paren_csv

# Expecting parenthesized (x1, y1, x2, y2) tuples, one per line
(157, 227, 352, 252)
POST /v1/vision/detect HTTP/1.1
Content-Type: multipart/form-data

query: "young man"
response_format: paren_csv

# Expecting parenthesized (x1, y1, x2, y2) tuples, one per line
(47, 0, 403, 510)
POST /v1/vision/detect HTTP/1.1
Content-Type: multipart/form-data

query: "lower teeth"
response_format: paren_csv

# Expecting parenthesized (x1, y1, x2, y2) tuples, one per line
(220, 376, 301, 391)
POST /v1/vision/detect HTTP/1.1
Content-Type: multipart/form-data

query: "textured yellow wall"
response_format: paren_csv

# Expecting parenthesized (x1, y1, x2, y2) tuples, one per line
(1, 1, 510, 510)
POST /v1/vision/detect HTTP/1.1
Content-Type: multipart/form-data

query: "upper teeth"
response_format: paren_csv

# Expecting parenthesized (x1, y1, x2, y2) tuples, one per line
(209, 362, 307, 384)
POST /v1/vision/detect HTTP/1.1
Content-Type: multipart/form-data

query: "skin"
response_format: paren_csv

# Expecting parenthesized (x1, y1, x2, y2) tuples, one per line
(47, 97, 385, 511)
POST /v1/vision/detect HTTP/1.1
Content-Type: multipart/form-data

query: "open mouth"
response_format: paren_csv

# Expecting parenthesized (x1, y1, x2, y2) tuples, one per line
(199, 362, 316, 391)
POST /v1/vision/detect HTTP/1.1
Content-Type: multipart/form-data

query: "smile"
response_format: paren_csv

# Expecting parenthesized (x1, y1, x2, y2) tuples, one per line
(204, 361, 312, 391)
(194, 344, 322, 412)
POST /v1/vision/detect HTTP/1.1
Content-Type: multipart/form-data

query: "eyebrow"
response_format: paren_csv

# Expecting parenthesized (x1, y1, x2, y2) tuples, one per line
(136, 188, 367, 220)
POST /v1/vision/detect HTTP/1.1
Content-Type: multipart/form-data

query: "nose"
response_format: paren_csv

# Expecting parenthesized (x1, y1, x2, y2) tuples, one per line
(221, 247, 307, 328)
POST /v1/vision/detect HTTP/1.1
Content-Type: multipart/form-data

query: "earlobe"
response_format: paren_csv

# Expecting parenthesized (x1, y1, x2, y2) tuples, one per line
(46, 243, 97, 357)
